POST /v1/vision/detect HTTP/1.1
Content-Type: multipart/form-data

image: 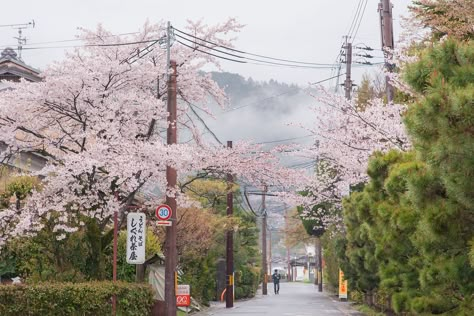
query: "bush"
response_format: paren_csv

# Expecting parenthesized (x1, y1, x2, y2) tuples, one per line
(235, 265, 260, 299)
(0, 281, 154, 316)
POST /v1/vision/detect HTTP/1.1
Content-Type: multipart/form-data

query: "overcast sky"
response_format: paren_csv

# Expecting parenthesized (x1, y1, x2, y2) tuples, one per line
(1, 0, 412, 85)
(1, 0, 415, 167)
(1, 0, 415, 216)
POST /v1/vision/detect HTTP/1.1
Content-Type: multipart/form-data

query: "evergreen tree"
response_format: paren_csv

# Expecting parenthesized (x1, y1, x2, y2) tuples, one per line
(402, 38, 474, 314)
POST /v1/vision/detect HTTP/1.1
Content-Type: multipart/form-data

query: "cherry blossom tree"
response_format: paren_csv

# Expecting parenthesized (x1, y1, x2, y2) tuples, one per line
(292, 85, 410, 230)
(0, 20, 306, 247)
(408, 0, 474, 40)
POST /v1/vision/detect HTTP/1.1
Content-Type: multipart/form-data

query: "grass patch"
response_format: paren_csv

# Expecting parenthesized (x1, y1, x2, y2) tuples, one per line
(355, 304, 386, 316)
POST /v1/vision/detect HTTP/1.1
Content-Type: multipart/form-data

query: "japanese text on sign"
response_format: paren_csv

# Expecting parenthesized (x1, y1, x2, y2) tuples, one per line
(339, 269, 348, 299)
(126, 213, 146, 264)
(176, 284, 191, 307)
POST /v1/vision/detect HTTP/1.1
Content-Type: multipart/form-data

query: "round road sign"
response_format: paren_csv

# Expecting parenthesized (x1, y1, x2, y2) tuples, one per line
(155, 204, 172, 221)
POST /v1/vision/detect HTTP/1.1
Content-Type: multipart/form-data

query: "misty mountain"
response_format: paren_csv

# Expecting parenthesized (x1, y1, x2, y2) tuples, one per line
(202, 71, 315, 143)
(210, 72, 310, 115)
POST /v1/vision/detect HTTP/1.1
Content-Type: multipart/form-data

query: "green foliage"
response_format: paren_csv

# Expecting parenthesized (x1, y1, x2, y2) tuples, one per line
(356, 73, 386, 109)
(234, 265, 260, 299)
(321, 226, 344, 291)
(106, 230, 161, 282)
(180, 180, 261, 305)
(0, 281, 154, 316)
(340, 38, 474, 315)
(343, 149, 474, 314)
(181, 256, 216, 305)
(2, 216, 160, 284)
(404, 39, 474, 210)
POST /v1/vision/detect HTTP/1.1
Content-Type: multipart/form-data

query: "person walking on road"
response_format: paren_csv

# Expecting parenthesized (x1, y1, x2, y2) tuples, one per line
(272, 269, 281, 294)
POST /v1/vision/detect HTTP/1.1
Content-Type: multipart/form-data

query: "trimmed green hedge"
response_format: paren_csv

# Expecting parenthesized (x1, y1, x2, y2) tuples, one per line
(0, 281, 154, 316)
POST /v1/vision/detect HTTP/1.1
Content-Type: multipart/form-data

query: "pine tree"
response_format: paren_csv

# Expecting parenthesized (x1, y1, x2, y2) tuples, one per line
(402, 38, 474, 314)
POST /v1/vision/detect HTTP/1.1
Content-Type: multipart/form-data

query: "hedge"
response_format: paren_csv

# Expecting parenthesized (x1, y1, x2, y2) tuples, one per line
(0, 281, 154, 316)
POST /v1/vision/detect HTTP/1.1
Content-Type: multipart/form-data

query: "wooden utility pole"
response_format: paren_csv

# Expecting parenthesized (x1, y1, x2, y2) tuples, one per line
(379, 0, 395, 102)
(316, 237, 323, 292)
(268, 230, 272, 275)
(112, 211, 118, 315)
(226, 141, 234, 308)
(262, 185, 268, 295)
(344, 37, 353, 100)
(164, 60, 178, 316)
(285, 210, 291, 281)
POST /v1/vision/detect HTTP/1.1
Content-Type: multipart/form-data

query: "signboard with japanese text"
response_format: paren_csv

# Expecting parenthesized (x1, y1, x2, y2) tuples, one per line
(339, 269, 348, 299)
(126, 213, 146, 264)
(176, 284, 191, 307)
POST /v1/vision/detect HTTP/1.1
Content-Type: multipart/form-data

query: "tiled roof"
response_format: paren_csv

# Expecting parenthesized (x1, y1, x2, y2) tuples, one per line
(0, 47, 41, 82)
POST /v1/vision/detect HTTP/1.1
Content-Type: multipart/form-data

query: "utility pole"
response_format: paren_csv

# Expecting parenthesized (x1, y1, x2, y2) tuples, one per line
(226, 141, 234, 308)
(163, 20, 178, 316)
(285, 210, 291, 281)
(268, 229, 272, 275)
(379, 0, 395, 102)
(343, 36, 353, 100)
(261, 185, 268, 295)
(287, 246, 291, 281)
(334, 63, 342, 93)
(163, 22, 178, 314)
(316, 237, 323, 292)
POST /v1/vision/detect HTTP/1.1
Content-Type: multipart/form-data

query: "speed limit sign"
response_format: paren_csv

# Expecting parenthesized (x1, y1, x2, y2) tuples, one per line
(155, 204, 172, 221)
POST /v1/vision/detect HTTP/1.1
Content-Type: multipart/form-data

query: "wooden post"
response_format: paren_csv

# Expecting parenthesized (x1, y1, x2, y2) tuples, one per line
(164, 60, 178, 316)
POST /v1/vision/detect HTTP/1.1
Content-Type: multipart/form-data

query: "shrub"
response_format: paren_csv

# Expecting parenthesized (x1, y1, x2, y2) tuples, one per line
(235, 265, 260, 299)
(0, 281, 154, 316)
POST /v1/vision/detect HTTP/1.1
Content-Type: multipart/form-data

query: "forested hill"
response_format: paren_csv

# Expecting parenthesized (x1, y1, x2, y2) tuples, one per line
(210, 72, 308, 114)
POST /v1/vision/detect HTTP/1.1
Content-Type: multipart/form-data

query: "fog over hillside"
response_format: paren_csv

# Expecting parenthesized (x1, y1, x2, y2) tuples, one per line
(197, 72, 319, 220)
(205, 72, 317, 147)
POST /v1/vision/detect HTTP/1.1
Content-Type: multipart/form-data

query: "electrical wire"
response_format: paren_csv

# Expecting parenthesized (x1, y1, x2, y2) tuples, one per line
(173, 26, 339, 67)
(351, 0, 369, 42)
(0, 32, 141, 49)
(309, 73, 346, 85)
(256, 135, 313, 145)
(346, 0, 364, 39)
(175, 39, 247, 64)
(220, 89, 299, 114)
(5, 37, 164, 51)
(176, 38, 338, 70)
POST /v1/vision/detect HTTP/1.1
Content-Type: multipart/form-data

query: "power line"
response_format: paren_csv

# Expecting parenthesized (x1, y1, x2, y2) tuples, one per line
(175, 39, 246, 64)
(5, 37, 164, 51)
(0, 32, 141, 49)
(256, 134, 313, 145)
(173, 26, 339, 67)
(220, 72, 351, 115)
(351, 0, 369, 42)
(287, 160, 317, 169)
(220, 89, 299, 114)
(188, 103, 224, 146)
(347, 0, 364, 38)
(176, 37, 338, 70)
(309, 73, 346, 85)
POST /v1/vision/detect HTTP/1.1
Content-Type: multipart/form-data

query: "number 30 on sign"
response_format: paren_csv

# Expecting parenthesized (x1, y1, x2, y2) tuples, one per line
(155, 204, 172, 221)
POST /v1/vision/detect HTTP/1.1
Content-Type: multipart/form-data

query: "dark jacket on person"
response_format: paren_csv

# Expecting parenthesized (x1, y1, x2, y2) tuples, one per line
(272, 272, 281, 283)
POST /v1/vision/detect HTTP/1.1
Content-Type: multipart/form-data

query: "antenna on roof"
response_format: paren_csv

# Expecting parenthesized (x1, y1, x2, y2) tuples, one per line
(10, 20, 35, 61)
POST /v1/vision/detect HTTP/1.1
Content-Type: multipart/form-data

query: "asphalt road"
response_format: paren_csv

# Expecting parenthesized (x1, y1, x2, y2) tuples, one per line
(192, 282, 363, 316)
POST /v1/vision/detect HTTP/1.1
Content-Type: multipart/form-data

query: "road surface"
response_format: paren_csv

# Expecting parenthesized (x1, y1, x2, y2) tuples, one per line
(192, 282, 363, 316)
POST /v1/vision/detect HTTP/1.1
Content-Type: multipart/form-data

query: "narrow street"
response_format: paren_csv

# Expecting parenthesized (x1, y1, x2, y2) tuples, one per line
(193, 283, 363, 316)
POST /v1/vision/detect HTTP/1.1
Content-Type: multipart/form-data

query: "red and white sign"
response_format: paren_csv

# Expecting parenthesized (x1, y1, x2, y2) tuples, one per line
(155, 204, 172, 221)
(157, 220, 172, 226)
(176, 284, 191, 307)
(176, 294, 190, 307)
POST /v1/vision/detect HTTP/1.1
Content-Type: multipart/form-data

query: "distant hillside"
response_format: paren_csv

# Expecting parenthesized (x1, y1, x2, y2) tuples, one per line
(210, 72, 307, 114)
